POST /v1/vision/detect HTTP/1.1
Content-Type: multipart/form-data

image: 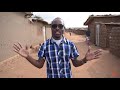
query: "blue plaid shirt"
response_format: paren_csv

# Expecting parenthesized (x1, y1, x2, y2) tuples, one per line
(38, 37, 79, 78)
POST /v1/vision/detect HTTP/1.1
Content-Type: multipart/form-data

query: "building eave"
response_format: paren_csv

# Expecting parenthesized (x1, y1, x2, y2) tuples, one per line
(84, 14, 120, 25)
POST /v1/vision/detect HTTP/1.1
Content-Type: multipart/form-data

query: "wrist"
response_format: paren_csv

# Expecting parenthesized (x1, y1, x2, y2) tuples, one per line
(25, 54, 31, 60)
(82, 57, 88, 63)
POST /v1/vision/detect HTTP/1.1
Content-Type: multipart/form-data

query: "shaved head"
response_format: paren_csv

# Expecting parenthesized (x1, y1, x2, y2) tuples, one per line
(51, 17, 65, 40)
(51, 17, 64, 25)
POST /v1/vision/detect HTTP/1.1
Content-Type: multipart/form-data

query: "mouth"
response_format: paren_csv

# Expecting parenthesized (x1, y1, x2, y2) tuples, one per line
(55, 31, 61, 35)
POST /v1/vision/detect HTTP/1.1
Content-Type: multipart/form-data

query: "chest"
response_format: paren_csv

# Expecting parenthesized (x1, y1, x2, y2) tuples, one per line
(45, 43, 71, 60)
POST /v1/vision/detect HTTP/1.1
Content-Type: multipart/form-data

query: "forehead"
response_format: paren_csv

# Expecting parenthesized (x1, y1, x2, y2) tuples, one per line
(52, 19, 64, 25)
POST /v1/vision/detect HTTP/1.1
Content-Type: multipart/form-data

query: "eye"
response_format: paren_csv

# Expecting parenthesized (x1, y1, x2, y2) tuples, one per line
(51, 24, 57, 29)
(58, 24, 64, 29)
(51, 24, 64, 29)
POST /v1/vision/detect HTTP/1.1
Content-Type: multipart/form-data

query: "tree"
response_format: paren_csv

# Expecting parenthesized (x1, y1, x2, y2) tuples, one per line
(34, 15, 43, 20)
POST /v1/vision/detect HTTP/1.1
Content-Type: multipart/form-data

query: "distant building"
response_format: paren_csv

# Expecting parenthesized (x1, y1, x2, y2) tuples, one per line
(66, 27, 88, 35)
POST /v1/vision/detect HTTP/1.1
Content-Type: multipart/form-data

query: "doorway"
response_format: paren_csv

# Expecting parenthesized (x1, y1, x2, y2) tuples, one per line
(96, 24, 100, 46)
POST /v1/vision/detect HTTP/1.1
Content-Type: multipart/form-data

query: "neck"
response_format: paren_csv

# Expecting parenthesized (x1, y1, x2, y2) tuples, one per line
(52, 36, 63, 40)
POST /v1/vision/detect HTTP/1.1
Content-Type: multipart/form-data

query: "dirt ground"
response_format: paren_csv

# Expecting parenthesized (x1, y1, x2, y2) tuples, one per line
(0, 32, 120, 78)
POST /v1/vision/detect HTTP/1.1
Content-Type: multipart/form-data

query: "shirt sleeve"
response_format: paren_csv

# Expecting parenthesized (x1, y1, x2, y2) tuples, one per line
(70, 42, 79, 60)
(38, 43, 46, 59)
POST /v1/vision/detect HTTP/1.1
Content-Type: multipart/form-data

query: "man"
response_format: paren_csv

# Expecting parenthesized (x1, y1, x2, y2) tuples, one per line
(13, 17, 102, 78)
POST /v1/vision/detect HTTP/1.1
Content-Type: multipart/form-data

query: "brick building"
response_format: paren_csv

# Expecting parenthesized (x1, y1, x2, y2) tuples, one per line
(84, 15, 120, 47)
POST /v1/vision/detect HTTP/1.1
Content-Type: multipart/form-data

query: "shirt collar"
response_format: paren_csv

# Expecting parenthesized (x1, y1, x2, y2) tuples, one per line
(50, 35, 67, 44)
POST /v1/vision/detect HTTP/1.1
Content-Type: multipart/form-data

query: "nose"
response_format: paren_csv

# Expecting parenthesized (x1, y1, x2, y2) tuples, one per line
(55, 26, 60, 31)
(56, 26, 59, 30)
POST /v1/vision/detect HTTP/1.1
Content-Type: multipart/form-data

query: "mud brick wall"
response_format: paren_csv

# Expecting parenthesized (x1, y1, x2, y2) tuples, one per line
(87, 17, 120, 45)
(99, 24, 107, 48)
(109, 27, 120, 57)
(88, 22, 95, 44)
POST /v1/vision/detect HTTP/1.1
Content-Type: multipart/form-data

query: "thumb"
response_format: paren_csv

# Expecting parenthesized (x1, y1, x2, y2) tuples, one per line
(25, 44, 29, 50)
(87, 46, 91, 53)
(85, 46, 91, 57)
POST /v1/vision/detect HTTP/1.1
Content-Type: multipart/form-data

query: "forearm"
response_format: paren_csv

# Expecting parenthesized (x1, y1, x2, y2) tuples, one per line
(72, 57, 87, 67)
(25, 55, 44, 68)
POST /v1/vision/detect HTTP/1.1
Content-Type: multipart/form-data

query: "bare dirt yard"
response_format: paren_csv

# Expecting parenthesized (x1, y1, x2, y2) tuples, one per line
(0, 32, 120, 78)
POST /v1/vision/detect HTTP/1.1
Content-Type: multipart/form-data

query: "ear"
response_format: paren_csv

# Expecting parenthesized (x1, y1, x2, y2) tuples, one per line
(63, 26, 66, 30)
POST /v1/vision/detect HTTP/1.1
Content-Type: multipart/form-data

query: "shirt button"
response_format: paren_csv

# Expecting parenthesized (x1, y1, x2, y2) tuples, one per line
(60, 73, 64, 78)
(59, 61, 61, 64)
(60, 69, 64, 74)
(58, 51, 61, 55)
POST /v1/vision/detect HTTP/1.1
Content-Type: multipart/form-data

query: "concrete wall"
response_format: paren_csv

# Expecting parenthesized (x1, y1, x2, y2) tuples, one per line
(45, 25, 52, 40)
(0, 12, 51, 62)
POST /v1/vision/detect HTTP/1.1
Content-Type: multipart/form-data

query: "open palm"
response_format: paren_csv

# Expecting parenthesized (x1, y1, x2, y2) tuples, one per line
(13, 43, 29, 58)
(85, 46, 102, 61)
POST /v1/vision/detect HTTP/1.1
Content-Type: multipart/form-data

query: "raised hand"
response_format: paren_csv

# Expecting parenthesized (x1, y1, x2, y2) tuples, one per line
(85, 46, 102, 61)
(13, 43, 29, 58)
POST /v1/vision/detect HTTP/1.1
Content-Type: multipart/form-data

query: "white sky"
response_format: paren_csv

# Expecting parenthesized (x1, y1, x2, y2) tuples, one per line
(33, 12, 120, 28)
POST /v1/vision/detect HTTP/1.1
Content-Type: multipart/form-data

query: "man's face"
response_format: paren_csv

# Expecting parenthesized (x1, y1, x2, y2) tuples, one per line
(51, 19, 64, 40)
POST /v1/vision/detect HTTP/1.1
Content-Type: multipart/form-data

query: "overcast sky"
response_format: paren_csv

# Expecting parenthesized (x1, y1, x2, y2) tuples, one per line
(33, 12, 120, 28)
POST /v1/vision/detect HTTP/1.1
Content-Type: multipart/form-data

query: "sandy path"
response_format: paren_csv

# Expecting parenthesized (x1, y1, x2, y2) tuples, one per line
(0, 32, 120, 78)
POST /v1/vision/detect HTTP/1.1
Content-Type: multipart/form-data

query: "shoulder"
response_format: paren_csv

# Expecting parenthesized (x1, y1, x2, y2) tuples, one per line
(40, 39, 51, 50)
(42, 39, 51, 45)
(65, 38, 75, 46)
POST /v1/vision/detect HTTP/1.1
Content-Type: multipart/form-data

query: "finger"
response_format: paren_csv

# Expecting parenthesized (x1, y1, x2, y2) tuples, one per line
(13, 44, 20, 50)
(95, 53, 102, 57)
(88, 46, 91, 49)
(13, 45, 19, 51)
(25, 45, 28, 50)
(17, 42, 22, 48)
(94, 49, 102, 54)
(87, 46, 91, 53)
(13, 49, 19, 54)
(94, 56, 100, 59)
